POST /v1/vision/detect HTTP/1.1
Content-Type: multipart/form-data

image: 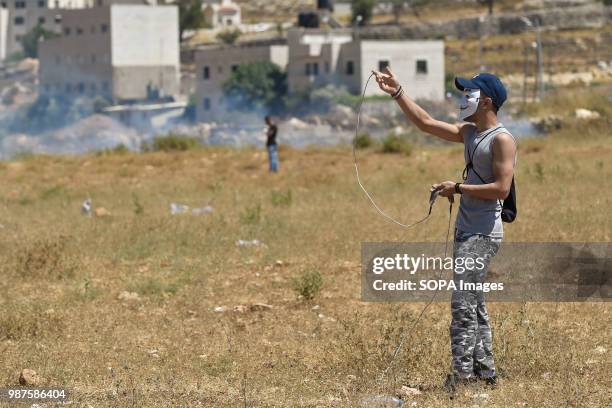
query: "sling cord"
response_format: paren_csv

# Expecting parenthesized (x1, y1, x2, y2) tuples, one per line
(353, 72, 455, 383)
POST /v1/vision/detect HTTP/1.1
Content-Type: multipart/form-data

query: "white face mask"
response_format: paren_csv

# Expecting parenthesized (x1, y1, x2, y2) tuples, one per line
(459, 88, 480, 121)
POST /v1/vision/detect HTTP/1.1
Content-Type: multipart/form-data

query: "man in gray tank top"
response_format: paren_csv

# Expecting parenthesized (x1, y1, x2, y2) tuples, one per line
(372, 69, 517, 394)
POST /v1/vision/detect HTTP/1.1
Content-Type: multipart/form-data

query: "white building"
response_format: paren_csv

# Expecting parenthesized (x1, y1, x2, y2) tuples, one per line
(194, 28, 445, 123)
(38, 3, 180, 103)
(287, 28, 445, 100)
(203, 0, 241, 29)
(0, 0, 92, 60)
(194, 39, 288, 123)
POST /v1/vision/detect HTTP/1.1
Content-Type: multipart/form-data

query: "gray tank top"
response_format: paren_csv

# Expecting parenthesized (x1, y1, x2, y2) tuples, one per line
(455, 124, 516, 239)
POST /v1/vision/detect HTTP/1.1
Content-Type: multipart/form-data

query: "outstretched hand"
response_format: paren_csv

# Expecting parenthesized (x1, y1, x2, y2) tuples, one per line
(372, 67, 400, 95)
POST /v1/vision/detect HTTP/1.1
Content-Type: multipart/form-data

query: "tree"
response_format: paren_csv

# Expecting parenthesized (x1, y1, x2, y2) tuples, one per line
(351, 0, 376, 26)
(391, 0, 406, 24)
(407, 0, 430, 18)
(20, 24, 57, 58)
(178, 0, 205, 41)
(216, 28, 241, 45)
(222, 61, 287, 115)
(478, 0, 494, 15)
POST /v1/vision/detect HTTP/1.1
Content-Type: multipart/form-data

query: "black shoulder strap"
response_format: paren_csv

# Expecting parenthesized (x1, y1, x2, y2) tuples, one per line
(462, 126, 502, 181)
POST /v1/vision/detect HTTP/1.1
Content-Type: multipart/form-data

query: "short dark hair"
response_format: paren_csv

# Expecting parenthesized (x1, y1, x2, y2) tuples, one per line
(481, 92, 498, 114)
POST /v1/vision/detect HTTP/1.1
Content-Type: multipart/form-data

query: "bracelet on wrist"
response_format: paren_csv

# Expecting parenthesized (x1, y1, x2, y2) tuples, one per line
(455, 182, 463, 194)
(392, 86, 404, 100)
(391, 85, 402, 99)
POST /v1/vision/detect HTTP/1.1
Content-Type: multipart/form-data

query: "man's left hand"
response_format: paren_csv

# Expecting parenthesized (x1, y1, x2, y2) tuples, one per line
(432, 181, 456, 198)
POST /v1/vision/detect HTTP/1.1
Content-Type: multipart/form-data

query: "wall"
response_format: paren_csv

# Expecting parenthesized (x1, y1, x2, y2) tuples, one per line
(195, 42, 288, 122)
(0, 0, 92, 59)
(286, 28, 353, 94)
(38, 6, 113, 98)
(110, 4, 180, 100)
(359, 40, 445, 100)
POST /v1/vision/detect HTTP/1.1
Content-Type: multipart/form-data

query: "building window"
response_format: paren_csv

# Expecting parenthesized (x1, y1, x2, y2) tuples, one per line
(76, 27, 83, 35)
(1, 2, 8, 8)
(312, 62, 319, 76)
(378, 60, 389, 72)
(305, 63, 311, 76)
(203, 97, 211, 111)
(38, 17, 46, 24)
(38, 0, 45, 7)
(64, 27, 71, 35)
(15, 1, 25, 8)
(102, 81, 109, 92)
(202, 66, 210, 80)
(101, 23, 108, 33)
(346, 61, 354, 75)
(78, 83, 85, 93)
(416, 59, 428, 74)
(231, 65, 238, 72)
(14, 16, 25, 25)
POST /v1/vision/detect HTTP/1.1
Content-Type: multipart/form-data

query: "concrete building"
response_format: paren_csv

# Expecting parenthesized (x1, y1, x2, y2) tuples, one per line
(194, 39, 288, 123)
(194, 28, 444, 123)
(287, 28, 445, 100)
(203, 0, 241, 29)
(38, 3, 180, 103)
(0, 0, 92, 60)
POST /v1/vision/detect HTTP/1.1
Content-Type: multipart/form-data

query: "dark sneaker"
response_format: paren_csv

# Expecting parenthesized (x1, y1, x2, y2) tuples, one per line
(482, 375, 497, 387)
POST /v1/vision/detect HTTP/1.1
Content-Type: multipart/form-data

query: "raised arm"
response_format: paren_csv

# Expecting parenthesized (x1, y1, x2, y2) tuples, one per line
(373, 67, 465, 143)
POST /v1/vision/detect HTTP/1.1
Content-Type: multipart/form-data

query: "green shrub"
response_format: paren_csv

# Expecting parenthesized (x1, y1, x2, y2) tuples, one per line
(216, 28, 241, 45)
(381, 133, 412, 155)
(534, 162, 544, 182)
(142, 134, 199, 152)
(270, 189, 292, 207)
(354, 132, 373, 149)
(292, 269, 323, 300)
(241, 204, 261, 224)
(132, 193, 144, 216)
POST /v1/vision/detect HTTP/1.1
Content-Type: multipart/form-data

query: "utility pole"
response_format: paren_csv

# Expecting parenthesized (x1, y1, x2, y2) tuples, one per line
(523, 44, 529, 105)
(520, 16, 544, 101)
(478, 15, 486, 72)
(535, 19, 544, 100)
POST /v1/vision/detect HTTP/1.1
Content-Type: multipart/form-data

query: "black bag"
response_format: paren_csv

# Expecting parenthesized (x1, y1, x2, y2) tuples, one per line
(501, 177, 517, 223)
(463, 127, 517, 224)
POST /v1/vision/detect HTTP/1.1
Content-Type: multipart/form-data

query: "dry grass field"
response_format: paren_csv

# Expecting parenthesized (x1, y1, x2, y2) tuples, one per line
(0, 88, 610, 407)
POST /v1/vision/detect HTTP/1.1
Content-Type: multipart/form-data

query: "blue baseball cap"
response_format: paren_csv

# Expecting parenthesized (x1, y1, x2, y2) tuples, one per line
(455, 73, 507, 110)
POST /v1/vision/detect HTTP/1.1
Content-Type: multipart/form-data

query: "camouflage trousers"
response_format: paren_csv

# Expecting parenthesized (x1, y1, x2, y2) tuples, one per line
(450, 229, 501, 379)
